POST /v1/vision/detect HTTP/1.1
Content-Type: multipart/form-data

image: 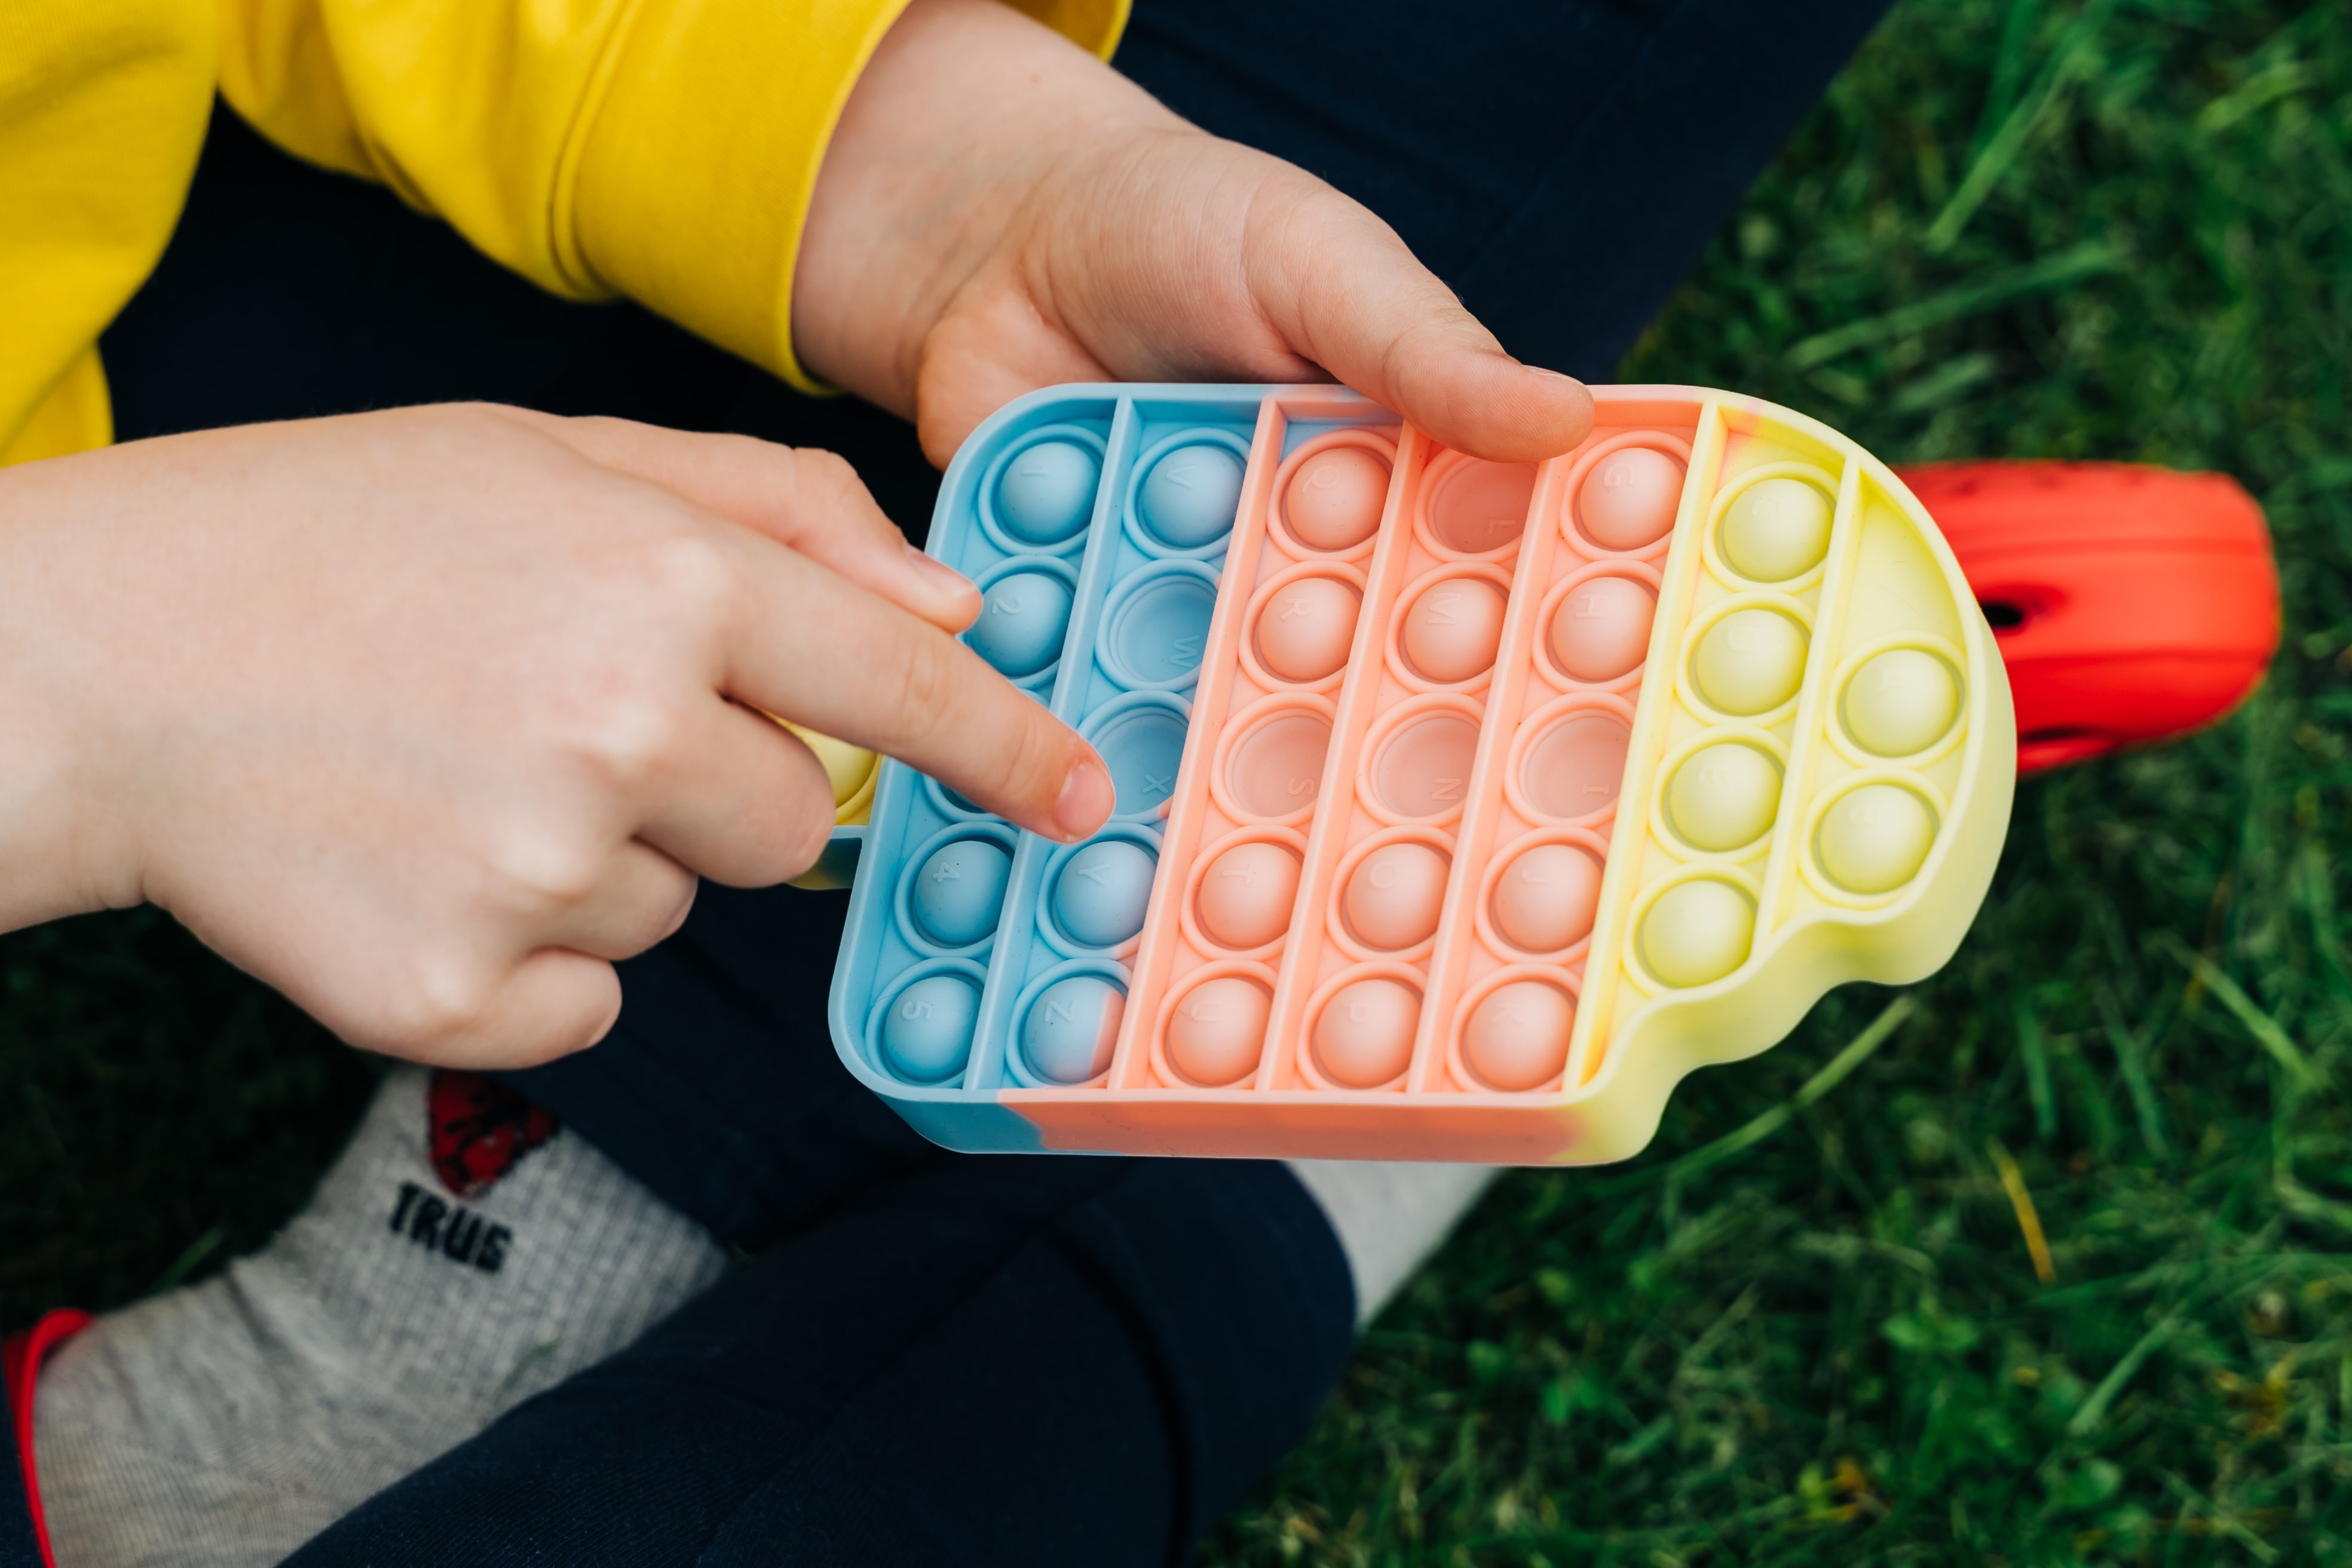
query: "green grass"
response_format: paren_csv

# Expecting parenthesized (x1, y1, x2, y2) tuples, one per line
(4, 0, 2348, 1562)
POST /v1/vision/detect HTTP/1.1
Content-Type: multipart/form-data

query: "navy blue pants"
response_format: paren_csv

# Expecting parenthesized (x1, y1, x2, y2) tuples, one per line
(0, 2, 1890, 1562)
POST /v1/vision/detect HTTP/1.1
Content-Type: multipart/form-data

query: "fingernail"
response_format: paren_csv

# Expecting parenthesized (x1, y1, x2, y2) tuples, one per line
(1053, 757, 1114, 841)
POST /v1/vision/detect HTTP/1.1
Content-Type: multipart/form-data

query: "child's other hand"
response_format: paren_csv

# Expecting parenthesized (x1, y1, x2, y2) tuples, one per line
(0, 406, 1112, 1067)
(794, 0, 1595, 468)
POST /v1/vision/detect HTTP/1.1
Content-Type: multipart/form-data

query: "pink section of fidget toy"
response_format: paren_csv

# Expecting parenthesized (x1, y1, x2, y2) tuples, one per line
(1105, 395, 1702, 1100)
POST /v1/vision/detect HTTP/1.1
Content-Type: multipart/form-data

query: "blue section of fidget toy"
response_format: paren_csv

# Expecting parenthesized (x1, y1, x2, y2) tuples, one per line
(828, 384, 1260, 1150)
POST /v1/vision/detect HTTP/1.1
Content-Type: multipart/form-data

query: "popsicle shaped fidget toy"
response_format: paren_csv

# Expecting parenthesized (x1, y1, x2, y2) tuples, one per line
(826, 386, 2014, 1163)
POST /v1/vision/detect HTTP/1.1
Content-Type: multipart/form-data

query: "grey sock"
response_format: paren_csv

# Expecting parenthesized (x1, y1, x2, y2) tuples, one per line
(32, 1065, 728, 1568)
(1285, 1160, 1500, 1327)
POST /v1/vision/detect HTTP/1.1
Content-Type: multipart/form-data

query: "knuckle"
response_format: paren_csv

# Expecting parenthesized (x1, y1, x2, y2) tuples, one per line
(641, 531, 736, 621)
(379, 953, 496, 1056)
(890, 631, 964, 743)
(488, 823, 610, 911)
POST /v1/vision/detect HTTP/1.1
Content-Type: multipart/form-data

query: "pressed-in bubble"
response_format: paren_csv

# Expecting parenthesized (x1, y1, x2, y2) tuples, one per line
(1165, 976, 1272, 1087)
(1342, 841, 1449, 951)
(1226, 709, 1331, 819)
(1102, 568, 1216, 687)
(1721, 476, 1832, 581)
(1464, 981, 1573, 1091)
(1818, 784, 1936, 894)
(1640, 880, 1754, 988)
(1372, 710, 1480, 819)
(996, 439, 1100, 546)
(1843, 648, 1958, 757)
(966, 571, 1073, 679)
(1091, 701, 1189, 819)
(1254, 576, 1360, 684)
(1313, 977, 1420, 1087)
(910, 838, 1012, 947)
(1427, 459, 1536, 555)
(1491, 843, 1603, 953)
(1665, 742, 1783, 853)
(1283, 446, 1389, 551)
(1196, 840, 1301, 950)
(1022, 975, 1125, 1084)
(1692, 608, 1807, 715)
(1401, 578, 1506, 684)
(1138, 442, 1245, 549)
(1520, 712, 1629, 821)
(1548, 575, 1655, 684)
(1052, 838, 1157, 947)
(1577, 448, 1683, 550)
(881, 973, 979, 1083)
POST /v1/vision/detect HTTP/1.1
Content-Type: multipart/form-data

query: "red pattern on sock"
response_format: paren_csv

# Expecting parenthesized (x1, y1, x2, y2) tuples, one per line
(427, 1071, 559, 1200)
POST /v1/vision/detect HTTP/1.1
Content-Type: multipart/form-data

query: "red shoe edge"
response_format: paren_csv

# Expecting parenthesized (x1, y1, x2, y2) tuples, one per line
(1, 1310, 93, 1568)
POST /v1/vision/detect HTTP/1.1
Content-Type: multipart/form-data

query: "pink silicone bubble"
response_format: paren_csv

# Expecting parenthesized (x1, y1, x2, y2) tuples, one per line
(1401, 578, 1507, 684)
(1284, 447, 1391, 552)
(1373, 710, 1480, 819)
(1577, 447, 1683, 550)
(1342, 841, 1450, 951)
(1521, 712, 1630, 820)
(1255, 576, 1362, 684)
(1428, 460, 1537, 555)
(1227, 710, 1333, 819)
(1313, 977, 1420, 1088)
(1165, 976, 1272, 1087)
(1492, 843, 1603, 953)
(1196, 840, 1301, 950)
(1548, 575, 1656, 683)
(1463, 981, 1574, 1091)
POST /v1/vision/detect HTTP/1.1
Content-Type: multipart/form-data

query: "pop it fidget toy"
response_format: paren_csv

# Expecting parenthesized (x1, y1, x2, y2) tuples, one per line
(823, 386, 2017, 1163)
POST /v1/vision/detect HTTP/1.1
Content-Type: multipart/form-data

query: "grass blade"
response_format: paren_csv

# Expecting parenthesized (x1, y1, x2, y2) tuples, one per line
(1785, 241, 2118, 368)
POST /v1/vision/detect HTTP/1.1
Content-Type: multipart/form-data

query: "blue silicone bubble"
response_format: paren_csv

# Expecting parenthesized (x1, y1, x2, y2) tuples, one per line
(910, 838, 1012, 948)
(1022, 973, 1125, 1084)
(966, 571, 1073, 679)
(1138, 443, 1246, 549)
(881, 973, 981, 1083)
(995, 440, 1101, 546)
(1100, 566, 1217, 689)
(1052, 839, 1158, 948)
(1089, 699, 1190, 819)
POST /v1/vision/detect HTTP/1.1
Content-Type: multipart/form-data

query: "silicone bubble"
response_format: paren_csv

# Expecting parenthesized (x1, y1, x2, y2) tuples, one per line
(1094, 702, 1190, 818)
(1054, 839, 1157, 947)
(1196, 841, 1301, 949)
(1166, 976, 1272, 1086)
(1578, 447, 1683, 549)
(1520, 712, 1629, 821)
(1402, 578, 1506, 684)
(1693, 608, 1807, 715)
(1373, 710, 1480, 819)
(1284, 447, 1389, 551)
(1023, 975, 1125, 1084)
(1313, 978, 1420, 1088)
(1665, 742, 1783, 853)
(1139, 443, 1246, 549)
(1255, 577, 1361, 684)
(1428, 460, 1536, 555)
(1464, 981, 1574, 1091)
(1226, 710, 1331, 819)
(1640, 880, 1754, 988)
(1104, 570, 1216, 687)
(967, 571, 1073, 679)
(1722, 477, 1833, 581)
(881, 973, 979, 1083)
(996, 440, 1100, 545)
(785, 725, 877, 807)
(1491, 843, 1602, 953)
(911, 839, 1012, 948)
(1818, 784, 1936, 895)
(1843, 648, 1958, 757)
(1343, 841, 1449, 951)
(1546, 575, 1653, 683)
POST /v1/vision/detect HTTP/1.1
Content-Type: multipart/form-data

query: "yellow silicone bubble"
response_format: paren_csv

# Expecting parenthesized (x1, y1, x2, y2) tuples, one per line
(1665, 742, 1782, 853)
(1842, 648, 1959, 757)
(779, 721, 878, 807)
(1639, 879, 1754, 988)
(1818, 784, 1937, 895)
(1693, 609, 1808, 716)
(1721, 477, 1833, 581)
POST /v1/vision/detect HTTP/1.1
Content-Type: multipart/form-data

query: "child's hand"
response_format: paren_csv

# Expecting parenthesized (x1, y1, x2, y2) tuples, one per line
(0, 406, 1112, 1067)
(794, 0, 1597, 467)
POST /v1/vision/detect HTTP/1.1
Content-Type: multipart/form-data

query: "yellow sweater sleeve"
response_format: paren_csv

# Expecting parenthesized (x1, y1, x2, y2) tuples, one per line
(216, 0, 1129, 393)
